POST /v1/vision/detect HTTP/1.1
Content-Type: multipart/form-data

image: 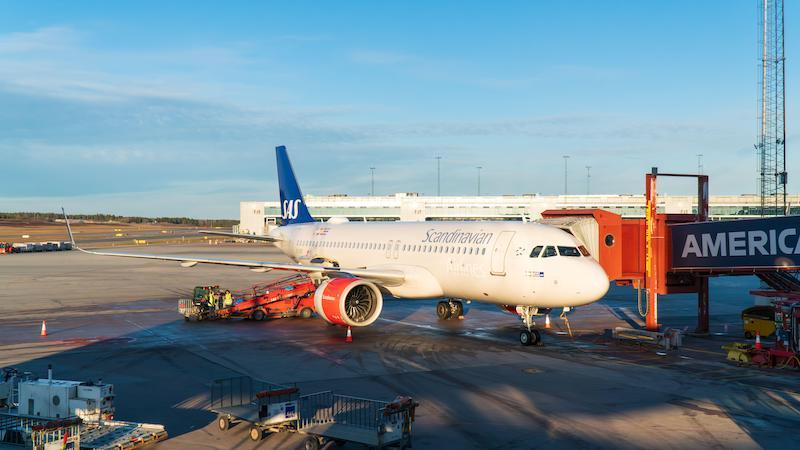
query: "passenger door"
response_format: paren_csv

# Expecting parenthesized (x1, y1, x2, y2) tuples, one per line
(386, 240, 393, 259)
(393, 241, 401, 259)
(490, 231, 516, 276)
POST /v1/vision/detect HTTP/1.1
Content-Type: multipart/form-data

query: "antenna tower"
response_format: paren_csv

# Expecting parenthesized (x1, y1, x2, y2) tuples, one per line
(757, 0, 787, 215)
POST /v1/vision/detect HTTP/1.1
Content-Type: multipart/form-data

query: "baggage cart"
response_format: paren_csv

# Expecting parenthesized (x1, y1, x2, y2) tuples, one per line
(211, 376, 418, 449)
(210, 377, 299, 442)
(295, 391, 417, 450)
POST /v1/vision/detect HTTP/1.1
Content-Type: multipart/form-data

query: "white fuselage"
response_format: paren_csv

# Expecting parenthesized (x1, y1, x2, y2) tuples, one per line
(271, 220, 609, 308)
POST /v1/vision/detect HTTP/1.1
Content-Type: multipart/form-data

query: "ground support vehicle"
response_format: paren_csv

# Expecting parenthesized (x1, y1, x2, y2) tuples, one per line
(0, 413, 165, 450)
(742, 305, 775, 338)
(0, 413, 81, 449)
(178, 275, 316, 322)
(723, 299, 800, 369)
(177, 285, 220, 322)
(294, 391, 417, 450)
(211, 377, 418, 449)
(78, 421, 167, 449)
(210, 376, 300, 442)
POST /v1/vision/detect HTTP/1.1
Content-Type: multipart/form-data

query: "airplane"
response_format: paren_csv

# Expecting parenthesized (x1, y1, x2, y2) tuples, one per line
(63, 145, 609, 345)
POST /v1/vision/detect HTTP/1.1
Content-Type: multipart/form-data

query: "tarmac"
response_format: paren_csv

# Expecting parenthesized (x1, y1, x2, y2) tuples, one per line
(2, 243, 800, 449)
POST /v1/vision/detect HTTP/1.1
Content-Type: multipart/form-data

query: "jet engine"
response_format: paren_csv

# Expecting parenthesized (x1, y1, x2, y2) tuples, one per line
(314, 278, 383, 327)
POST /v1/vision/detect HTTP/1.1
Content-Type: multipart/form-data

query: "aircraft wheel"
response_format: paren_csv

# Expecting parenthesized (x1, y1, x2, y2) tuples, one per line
(217, 416, 230, 431)
(436, 301, 451, 320)
(300, 307, 314, 319)
(520, 331, 532, 346)
(249, 426, 262, 441)
(532, 329, 541, 345)
(251, 310, 265, 321)
(452, 301, 464, 317)
(303, 436, 320, 450)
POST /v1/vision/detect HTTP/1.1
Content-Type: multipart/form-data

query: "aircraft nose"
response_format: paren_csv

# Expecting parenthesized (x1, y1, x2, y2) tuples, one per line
(586, 263, 610, 301)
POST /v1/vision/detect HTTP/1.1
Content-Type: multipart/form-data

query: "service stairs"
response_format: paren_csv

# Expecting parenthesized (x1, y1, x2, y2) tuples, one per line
(757, 271, 800, 292)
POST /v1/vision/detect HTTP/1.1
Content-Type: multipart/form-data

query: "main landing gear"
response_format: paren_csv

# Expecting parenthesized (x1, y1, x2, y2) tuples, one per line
(518, 306, 541, 346)
(436, 299, 464, 320)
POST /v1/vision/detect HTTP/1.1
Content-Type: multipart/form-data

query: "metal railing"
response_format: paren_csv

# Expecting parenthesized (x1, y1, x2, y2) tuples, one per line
(0, 413, 81, 448)
(298, 391, 389, 431)
(210, 377, 296, 410)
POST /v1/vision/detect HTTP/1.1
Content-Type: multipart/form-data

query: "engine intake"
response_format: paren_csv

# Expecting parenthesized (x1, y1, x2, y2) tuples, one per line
(314, 278, 383, 327)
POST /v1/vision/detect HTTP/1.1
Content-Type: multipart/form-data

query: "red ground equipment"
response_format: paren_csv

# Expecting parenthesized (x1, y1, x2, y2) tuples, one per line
(0, 243, 13, 254)
(732, 297, 800, 369)
(179, 274, 317, 322)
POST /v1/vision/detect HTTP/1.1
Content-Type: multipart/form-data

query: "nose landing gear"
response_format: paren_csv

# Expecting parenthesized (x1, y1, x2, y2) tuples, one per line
(436, 299, 464, 320)
(518, 306, 541, 346)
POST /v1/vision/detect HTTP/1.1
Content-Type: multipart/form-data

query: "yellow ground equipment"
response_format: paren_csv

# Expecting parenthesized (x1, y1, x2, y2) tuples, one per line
(722, 343, 753, 364)
(742, 305, 775, 339)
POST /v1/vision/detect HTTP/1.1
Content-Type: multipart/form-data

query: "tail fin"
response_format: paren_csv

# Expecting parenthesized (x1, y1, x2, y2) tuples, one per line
(276, 145, 315, 225)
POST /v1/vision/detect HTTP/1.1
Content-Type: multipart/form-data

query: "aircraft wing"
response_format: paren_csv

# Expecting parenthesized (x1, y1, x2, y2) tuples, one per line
(198, 230, 280, 242)
(61, 209, 404, 284)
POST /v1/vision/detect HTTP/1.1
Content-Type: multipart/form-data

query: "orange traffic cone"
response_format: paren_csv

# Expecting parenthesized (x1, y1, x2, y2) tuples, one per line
(40, 320, 47, 337)
(345, 326, 352, 343)
(545, 314, 551, 329)
(754, 330, 762, 350)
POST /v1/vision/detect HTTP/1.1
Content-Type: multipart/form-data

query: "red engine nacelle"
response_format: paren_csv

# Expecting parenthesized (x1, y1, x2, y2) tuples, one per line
(314, 278, 383, 327)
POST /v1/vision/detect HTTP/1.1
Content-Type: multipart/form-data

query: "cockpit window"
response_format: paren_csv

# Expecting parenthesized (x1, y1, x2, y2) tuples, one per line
(557, 246, 581, 257)
(578, 245, 590, 256)
(530, 246, 543, 258)
(542, 246, 557, 257)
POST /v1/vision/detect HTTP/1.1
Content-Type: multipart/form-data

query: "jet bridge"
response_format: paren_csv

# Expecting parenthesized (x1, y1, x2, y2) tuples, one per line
(543, 169, 800, 334)
(541, 167, 800, 333)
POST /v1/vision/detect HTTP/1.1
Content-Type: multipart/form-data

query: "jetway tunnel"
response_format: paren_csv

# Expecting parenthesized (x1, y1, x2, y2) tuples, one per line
(540, 169, 800, 333)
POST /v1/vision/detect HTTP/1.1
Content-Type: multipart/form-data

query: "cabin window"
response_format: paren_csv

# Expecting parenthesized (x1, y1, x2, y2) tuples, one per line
(530, 246, 543, 258)
(557, 246, 581, 257)
(481, 248, 486, 255)
(542, 246, 557, 257)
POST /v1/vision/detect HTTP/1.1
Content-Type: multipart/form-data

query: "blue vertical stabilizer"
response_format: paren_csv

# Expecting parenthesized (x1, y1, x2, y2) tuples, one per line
(276, 145, 315, 225)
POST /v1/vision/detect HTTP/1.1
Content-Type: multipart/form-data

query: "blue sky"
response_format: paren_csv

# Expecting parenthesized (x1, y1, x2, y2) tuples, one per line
(0, 0, 796, 217)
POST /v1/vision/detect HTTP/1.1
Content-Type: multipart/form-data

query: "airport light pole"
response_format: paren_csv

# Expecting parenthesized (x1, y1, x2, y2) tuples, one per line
(435, 155, 442, 196)
(697, 154, 703, 175)
(476, 166, 482, 196)
(370, 167, 375, 196)
(586, 165, 591, 195)
(563, 155, 570, 195)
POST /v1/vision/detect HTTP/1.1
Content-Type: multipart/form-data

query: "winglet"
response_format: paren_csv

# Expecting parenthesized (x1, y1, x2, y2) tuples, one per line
(61, 207, 78, 248)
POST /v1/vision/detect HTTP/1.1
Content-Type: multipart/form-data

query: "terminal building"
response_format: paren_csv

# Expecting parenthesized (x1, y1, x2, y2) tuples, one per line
(238, 193, 800, 235)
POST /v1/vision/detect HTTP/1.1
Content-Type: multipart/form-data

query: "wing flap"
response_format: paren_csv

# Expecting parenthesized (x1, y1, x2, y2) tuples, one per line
(198, 230, 280, 242)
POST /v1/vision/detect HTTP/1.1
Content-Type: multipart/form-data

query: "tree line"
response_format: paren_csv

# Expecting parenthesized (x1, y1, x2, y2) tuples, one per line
(0, 212, 238, 227)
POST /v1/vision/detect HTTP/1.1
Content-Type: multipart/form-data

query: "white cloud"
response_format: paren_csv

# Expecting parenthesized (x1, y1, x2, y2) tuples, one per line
(0, 26, 79, 53)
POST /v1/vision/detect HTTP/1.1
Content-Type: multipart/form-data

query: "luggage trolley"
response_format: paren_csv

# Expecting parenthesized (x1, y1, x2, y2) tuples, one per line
(210, 376, 299, 442)
(295, 391, 417, 450)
